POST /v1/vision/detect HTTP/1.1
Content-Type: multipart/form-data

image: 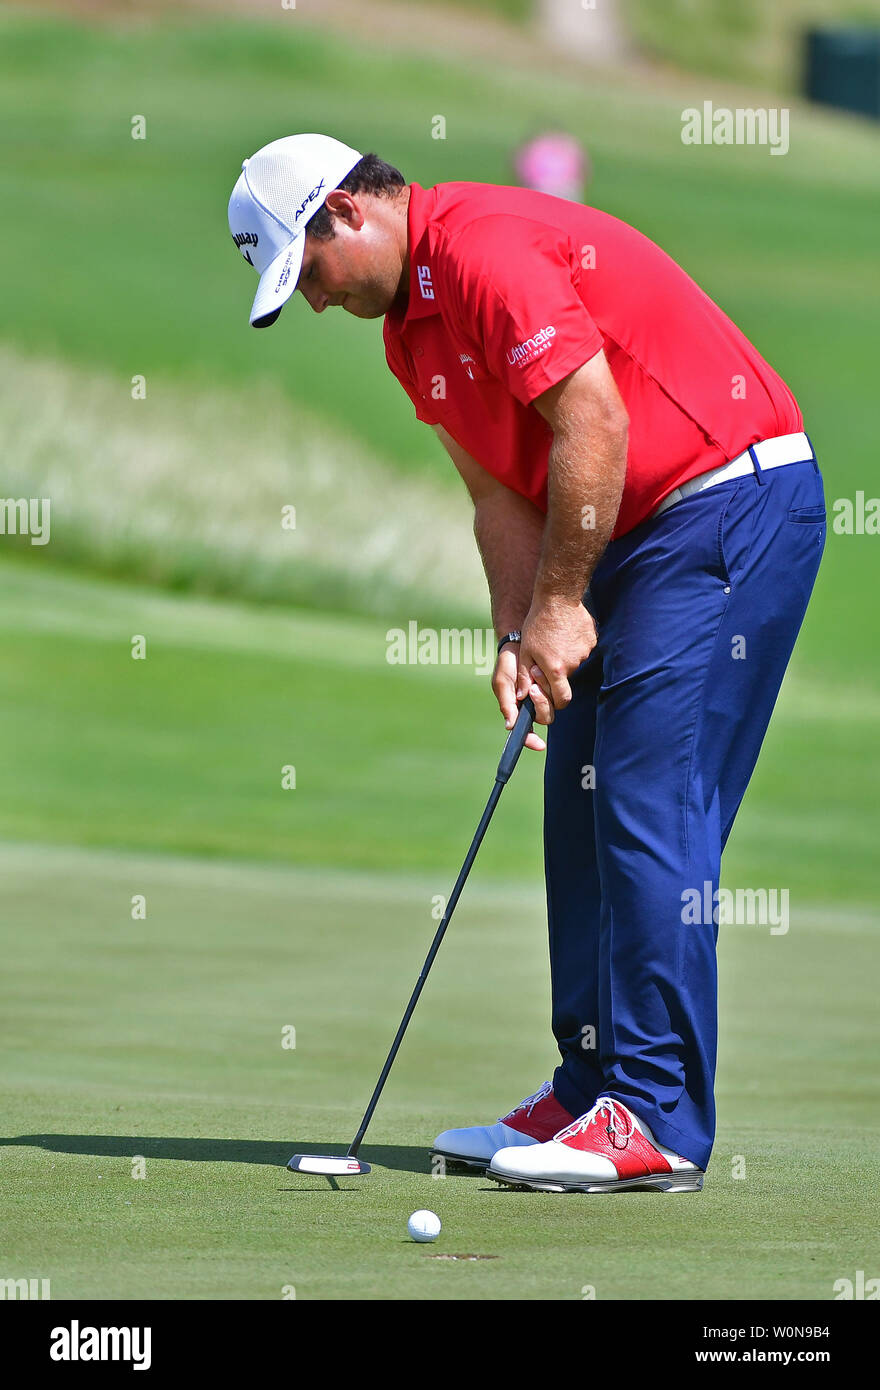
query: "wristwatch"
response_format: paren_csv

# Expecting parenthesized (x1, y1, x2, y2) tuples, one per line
(497, 630, 522, 654)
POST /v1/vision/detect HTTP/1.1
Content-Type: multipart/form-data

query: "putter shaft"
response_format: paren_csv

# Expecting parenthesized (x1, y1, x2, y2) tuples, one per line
(347, 696, 535, 1158)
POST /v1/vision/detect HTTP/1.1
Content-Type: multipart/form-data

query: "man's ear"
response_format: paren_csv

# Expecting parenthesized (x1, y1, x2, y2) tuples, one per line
(323, 189, 364, 230)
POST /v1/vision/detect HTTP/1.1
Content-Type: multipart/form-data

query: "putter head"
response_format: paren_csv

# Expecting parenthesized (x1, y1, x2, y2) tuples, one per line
(287, 1153, 371, 1176)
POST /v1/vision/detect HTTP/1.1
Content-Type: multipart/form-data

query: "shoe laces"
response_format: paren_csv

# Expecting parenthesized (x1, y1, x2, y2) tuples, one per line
(553, 1096, 635, 1145)
(502, 1080, 552, 1121)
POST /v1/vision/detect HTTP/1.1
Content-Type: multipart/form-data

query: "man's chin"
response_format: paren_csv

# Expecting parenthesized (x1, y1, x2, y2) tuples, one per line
(343, 296, 393, 319)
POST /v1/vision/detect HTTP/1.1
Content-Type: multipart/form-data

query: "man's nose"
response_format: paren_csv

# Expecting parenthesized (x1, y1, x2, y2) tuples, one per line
(299, 284, 327, 313)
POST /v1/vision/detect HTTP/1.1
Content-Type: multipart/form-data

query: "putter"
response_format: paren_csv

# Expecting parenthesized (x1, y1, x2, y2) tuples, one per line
(288, 695, 536, 1177)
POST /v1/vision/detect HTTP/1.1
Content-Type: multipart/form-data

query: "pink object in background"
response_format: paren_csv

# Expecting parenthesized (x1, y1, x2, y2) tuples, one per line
(514, 132, 589, 202)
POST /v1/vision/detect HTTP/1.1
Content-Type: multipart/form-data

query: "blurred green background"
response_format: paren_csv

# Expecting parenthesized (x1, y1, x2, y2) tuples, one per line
(0, 0, 877, 1301)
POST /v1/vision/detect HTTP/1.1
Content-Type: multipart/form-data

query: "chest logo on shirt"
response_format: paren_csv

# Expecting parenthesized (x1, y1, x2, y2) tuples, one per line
(459, 353, 476, 379)
(506, 324, 556, 367)
(417, 265, 434, 300)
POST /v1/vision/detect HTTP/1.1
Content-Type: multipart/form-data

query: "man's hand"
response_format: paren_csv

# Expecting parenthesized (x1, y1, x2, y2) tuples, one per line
(493, 643, 547, 751)
(518, 597, 597, 727)
(493, 599, 597, 747)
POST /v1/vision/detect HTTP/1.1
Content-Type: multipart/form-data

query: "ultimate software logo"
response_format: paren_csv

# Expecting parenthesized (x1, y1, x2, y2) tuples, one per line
(506, 325, 556, 367)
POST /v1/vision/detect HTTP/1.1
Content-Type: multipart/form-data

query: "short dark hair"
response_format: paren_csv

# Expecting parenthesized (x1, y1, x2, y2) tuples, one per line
(308, 153, 406, 240)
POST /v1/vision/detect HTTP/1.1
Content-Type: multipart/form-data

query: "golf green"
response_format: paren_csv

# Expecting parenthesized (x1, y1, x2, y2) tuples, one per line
(0, 563, 876, 1300)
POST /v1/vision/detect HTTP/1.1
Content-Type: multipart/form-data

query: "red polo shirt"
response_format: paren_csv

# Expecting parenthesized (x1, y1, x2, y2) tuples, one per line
(383, 182, 802, 538)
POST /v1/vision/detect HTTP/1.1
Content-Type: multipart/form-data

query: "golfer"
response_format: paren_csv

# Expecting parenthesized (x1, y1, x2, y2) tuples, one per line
(228, 135, 825, 1193)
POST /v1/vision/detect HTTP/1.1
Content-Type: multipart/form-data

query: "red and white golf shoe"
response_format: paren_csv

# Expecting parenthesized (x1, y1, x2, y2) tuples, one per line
(487, 1096, 705, 1193)
(432, 1081, 576, 1169)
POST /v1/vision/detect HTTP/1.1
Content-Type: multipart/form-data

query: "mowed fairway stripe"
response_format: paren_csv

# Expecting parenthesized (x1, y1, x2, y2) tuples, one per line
(0, 838, 551, 1106)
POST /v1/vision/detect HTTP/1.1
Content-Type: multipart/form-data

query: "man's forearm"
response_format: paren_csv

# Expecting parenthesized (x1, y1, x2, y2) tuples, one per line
(532, 417, 628, 608)
(473, 488, 546, 638)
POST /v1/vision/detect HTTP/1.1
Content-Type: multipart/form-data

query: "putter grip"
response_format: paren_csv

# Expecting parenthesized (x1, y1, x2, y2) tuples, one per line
(496, 695, 536, 784)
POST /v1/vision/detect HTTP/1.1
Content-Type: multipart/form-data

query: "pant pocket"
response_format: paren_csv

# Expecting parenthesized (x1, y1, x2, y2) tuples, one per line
(717, 481, 757, 587)
(788, 505, 826, 524)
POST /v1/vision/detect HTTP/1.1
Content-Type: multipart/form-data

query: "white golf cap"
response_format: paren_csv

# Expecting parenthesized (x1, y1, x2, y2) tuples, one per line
(228, 133, 362, 328)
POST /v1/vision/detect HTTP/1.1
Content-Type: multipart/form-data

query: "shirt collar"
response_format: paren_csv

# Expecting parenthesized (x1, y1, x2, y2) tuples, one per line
(387, 182, 440, 330)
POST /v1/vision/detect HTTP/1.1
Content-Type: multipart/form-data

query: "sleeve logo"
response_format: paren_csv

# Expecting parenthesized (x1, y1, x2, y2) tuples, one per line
(506, 324, 556, 367)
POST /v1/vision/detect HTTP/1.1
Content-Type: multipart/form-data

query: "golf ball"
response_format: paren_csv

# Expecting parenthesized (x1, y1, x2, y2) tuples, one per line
(407, 1209, 441, 1243)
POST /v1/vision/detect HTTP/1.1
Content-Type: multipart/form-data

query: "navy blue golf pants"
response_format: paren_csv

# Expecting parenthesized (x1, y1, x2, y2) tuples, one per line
(545, 457, 826, 1170)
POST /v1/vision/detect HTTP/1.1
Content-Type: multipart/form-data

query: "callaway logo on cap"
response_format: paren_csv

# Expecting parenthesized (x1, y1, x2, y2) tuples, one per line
(228, 133, 362, 328)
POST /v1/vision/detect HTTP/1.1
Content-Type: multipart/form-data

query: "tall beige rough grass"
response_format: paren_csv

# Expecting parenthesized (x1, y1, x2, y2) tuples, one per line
(0, 347, 489, 621)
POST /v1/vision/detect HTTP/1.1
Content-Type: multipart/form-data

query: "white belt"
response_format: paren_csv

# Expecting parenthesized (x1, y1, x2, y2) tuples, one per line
(650, 432, 814, 520)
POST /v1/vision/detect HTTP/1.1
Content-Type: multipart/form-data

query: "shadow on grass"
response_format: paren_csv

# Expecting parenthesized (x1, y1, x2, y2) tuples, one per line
(1, 1134, 438, 1174)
